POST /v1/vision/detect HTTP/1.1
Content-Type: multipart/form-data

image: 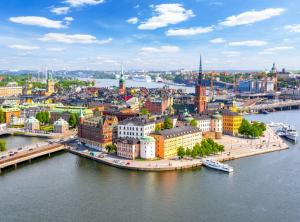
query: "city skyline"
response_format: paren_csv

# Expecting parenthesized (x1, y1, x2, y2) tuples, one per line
(0, 0, 299, 71)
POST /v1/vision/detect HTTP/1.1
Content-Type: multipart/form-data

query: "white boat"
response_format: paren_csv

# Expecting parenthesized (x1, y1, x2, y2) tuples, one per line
(155, 76, 164, 83)
(202, 159, 234, 173)
(268, 121, 283, 127)
(132, 75, 152, 82)
(276, 125, 298, 142)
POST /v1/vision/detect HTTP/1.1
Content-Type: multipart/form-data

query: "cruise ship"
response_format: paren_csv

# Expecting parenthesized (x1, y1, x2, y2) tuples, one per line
(202, 159, 234, 173)
(276, 125, 298, 142)
(132, 75, 152, 83)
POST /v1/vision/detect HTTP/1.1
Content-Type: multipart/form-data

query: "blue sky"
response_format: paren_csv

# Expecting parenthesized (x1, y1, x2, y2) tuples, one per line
(0, 0, 300, 71)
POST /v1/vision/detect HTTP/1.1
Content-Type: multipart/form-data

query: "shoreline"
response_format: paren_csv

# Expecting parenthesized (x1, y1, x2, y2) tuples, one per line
(68, 126, 289, 172)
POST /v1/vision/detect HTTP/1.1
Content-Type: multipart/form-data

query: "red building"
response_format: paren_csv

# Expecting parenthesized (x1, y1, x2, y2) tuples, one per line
(195, 56, 207, 113)
(144, 97, 169, 115)
(78, 115, 118, 150)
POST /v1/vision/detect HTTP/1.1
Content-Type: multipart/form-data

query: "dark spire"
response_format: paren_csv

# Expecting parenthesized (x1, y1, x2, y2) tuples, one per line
(197, 55, 203, 85)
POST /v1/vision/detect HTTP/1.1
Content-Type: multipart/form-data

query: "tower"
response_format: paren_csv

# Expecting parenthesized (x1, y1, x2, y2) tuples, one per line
(79, 109, 85, 124)
(46, 70, 55, 95)
(195, 55, 207, 113)
(271, 63, 278, 91)
(119, 64, 126, 95)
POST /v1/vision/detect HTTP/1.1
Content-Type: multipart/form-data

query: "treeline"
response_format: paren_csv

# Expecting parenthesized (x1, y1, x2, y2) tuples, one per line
(177, 138, 225, 158)
(36, 111, 50, 124)
(55, 79, 95, 90)
(239, 119, 266, 138)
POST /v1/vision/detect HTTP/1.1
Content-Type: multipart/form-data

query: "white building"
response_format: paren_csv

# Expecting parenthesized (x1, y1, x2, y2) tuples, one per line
(24, 116, 40, 131)
(118, 117, 155, 139)
(140, 136, 156, 159)
(10, 116, 25, 126)
(53, 118, 69, 133)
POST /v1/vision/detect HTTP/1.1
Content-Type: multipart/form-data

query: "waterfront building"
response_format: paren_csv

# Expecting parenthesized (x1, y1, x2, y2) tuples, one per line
(24, 116, 40, 131)
(53, 118, 69, 133)
(151, 126, 202, 159)
(119, 64, 126, 95)
(195, 56, 207, 113)
(117, 117, 155, 139)
(0, 86, 23, 97)
(1, 106, 21, 124)
(238, 79, 274, 93)
(140, 136, 156, 159)
(78, 115, 118, 150)
(10, 116, 25, 126)
(221, 110, 243, 136)
(116, 138, 140, 160)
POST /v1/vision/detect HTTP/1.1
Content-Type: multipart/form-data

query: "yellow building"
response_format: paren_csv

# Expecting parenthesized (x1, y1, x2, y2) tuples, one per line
(46, 79, 55, 96)
(1, 107, 22, 124)
(222, 110, 243, 136)
(151, 126, 202, 159)
(0, 86, 23, 97)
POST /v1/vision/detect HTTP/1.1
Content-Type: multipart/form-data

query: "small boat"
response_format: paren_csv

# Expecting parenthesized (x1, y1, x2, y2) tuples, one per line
(276, 125, 298, 142)
(268, 121, 283, 127)
(260, 110, 269, 114)
(202, 159, 234, 173)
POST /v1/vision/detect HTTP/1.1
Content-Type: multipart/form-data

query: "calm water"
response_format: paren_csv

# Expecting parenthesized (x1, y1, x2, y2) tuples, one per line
(0, 135, 45, 150)
(1, 111, 300, 222)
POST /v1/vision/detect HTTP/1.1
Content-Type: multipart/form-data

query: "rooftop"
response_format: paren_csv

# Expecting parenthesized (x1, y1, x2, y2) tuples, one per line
(152, 126, 201, 139)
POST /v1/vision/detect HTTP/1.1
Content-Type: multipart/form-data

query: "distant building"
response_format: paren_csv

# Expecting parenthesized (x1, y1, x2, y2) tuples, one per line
(151, 126, 202, 159)
(0, 86, 23, 97)
(144, 96, 172, 115)
(53, 118, 69, 133)
(238, 79, 274, 93)
(195, 56, 207, 113)
(78, 115, 118, 150)
(24, 116, 40, 131)
(118, 117, 155, 139)
(193, 112, 223, 139)
(116, 138, 140, 160)
(140, 136, 156, 159)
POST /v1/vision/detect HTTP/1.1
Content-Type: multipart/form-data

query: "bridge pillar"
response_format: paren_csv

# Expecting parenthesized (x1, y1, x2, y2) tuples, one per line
(14, 163, 17, 169)
(49, 153, 51, 157)
(28, 159, 31, 164)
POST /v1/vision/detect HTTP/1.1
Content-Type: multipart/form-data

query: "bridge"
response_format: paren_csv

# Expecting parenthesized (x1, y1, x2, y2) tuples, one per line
(242, 100, 300, 112)
(0, 143, 66, 173)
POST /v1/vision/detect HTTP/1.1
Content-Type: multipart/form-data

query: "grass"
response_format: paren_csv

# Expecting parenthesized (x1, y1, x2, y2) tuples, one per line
(40, 125, 54, 132)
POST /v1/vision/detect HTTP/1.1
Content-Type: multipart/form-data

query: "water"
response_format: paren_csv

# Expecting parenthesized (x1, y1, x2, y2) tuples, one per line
(0, 135, 45, 150)
(1, 110, 300, 222)
(80, 78, 195, 93)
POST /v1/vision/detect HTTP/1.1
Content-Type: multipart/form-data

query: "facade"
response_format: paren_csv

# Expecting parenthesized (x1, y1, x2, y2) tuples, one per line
(144, 96, 171, 115)
(53, 118, 69, 133)
(10, 116, 25, 126)
(116, 138, 140, 160)
(24, 116, 40, 131)
(195, 56, 207, 113)
(0, 86, 23, 97)
(140, 136, 156, 159)
(238, 79, 275, 93)
(118, 117, 155, 139)
(49, 106, 93, 123)
(151, 126, 202, 159)
(2, 107, 22, 124)
(221, 110, 243, 136)
(78, 115, 118, 150)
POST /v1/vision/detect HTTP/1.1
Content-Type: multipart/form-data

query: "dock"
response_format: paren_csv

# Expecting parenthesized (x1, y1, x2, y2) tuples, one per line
(0, 143, 65, 173)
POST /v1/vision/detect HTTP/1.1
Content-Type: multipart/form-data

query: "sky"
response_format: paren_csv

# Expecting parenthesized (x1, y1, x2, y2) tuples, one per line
(0, 0, 300, 71)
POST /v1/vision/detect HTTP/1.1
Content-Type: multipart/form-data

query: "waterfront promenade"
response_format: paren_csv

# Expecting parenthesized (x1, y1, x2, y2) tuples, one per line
(69, 126, 288, 171)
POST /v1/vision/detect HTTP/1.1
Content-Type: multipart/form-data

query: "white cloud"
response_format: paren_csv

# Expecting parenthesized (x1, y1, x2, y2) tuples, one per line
(166, 26, 213, 36)
(39, 33, 112, 44)
(8, 44, 40, 50)
(222, 51, 240, 57)
(138, 4, 194, 30)
(47, 47, 65, 52)
(228, 40, 267, 46)
(219, 8, 285, 27)
(51, 7, 70, 15)
(140, 45, 180, 54)
(285, 24, 300, 33)
(64, 0, 105, 7)
(9, 16, 68, 29)
(127, 17, 139, 24)
(259, 46, 294, 54)
(210, 38, 226, 44)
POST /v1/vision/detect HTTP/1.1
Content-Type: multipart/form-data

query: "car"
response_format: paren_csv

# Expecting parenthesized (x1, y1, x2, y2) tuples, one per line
(9, 153, 14, 157)
(126, 162, 130, 165)
(29, 148, 33, 151)
(18, 147, 22, 150)
(1, 156, 6, 159)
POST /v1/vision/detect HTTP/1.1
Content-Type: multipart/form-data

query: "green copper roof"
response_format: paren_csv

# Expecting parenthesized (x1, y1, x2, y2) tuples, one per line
(140, 136, 155, 142)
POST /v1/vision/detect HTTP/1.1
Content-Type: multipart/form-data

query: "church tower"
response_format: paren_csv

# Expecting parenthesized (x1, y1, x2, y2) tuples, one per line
(46, 71, 55, 96)
(119, 64, 126, 95)
(195, 55, 207, 113)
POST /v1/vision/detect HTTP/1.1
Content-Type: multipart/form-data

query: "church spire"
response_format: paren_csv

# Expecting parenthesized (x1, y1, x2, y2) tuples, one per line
(198, 55, 203, 85)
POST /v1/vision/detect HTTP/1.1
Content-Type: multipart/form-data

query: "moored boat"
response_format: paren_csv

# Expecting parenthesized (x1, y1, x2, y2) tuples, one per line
(202, 159, 234, 173)
(276, 125, 298, 142)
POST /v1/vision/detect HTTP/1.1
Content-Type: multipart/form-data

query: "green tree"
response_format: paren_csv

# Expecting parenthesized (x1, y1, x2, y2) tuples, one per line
(0, 140, 7, 152)
(105, 144, 117, 154)
(190, 119, 198, 127)
(186, 148, 192, 156)
(0, 109, 5, 123)
(68, 113, 77, 128)
(177, 146, 185, 158)
(155, 124, 161, 132)
(140, 108, 150, 116)
(36, 112, 43, 123)
(191, 148, 198, 158)
(164, 117, 173, 129)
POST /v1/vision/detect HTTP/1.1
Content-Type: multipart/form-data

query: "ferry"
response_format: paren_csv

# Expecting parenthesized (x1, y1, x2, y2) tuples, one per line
(202, 159, 234, 173)
(276, 125, 298, 142)
(132, 75, 152, 82)
(155, 76, 164, 83)
(268, 121, 283, 127)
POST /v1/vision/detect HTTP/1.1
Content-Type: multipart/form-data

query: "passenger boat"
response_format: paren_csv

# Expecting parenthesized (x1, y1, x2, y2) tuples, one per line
(202, 159, 234, 173)
(276, 125, 298, 142)
(132, 75, 152, 82)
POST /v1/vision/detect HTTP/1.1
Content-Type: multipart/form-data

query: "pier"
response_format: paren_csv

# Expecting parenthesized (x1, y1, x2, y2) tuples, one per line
(0, 143, 65, 173)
